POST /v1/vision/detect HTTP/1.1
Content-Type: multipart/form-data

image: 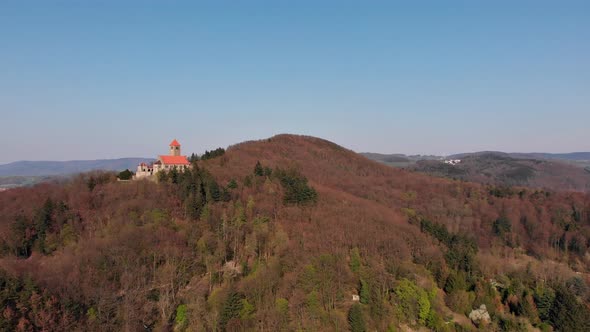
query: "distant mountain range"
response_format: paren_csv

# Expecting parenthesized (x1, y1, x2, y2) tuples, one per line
(0, 158, 152, 177)
(363, 151, 590, 163)
(363, 151, 590, 192)
(3, 151, 590, 192)
(448, 151, 590, 161)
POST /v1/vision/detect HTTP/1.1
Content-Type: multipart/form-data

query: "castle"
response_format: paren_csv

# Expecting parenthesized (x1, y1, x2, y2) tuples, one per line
(134, 139, 191, 179)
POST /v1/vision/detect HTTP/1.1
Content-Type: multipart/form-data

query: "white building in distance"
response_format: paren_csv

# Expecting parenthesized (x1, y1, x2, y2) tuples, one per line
(444, 159, 461, 165)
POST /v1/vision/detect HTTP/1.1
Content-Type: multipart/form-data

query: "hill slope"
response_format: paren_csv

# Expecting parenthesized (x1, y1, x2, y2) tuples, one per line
(1, 134, 589, 331)
(0, 158, 152, 176)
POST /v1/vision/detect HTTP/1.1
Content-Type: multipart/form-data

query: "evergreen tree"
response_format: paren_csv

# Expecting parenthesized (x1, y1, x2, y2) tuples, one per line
(534, 285, 555, 322)
(549, 286, 590, 331)
(493, 215, 511, 236)
(87, 176, 97, 191)
(157, 169, 168, 182)
(359, 279, 370, 304)
(184, 193, 201, 220)
(169, 167, 179, 184)
(220, 291, 244, 331)
(34, 198, 54, 254)
(189, 153, 199, 162)
(117, 169, 133, 180)
(227, 179, 238, 190)
(11, 216, 33, 258)
(207, 179, 221, 202)
(572, 205, 581, 222)
(254, 161, 264, 176)
(274, 167, 318, 205)
(350, 247, 362, 273)
(201, 148, 225, 160)
(348, 303, 366, 332)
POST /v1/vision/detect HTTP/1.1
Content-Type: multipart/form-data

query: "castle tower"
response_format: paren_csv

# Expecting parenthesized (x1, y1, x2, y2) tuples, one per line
(169, 139, 181, 156)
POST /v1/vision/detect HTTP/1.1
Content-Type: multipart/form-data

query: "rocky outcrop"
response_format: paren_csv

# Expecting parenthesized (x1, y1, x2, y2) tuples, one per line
(469, 304, 491, 326)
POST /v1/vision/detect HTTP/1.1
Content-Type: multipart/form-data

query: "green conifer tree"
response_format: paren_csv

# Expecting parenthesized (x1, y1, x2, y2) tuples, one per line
(534, 285, 555, 322)
(254, 161, 264, 176)
(360, 279, 370, 304)
(220, 291, 243, 331)
(348, 303, 366, 332)
(350, 247, 362, 273)
(549, 286, 590, 331)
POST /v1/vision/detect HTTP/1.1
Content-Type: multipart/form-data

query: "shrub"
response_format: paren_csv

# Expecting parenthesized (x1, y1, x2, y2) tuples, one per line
(174, 304, 188, 330)
(445, 290, 474, 316)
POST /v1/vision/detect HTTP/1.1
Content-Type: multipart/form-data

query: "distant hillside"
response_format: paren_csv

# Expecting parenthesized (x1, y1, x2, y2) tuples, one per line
(449, 151, 590, 162)
(0, 176, 55, 189)
(362, 150, 590, 192)
(510, 152, 590, 161)
(408, 153, 590, 192)
(0, 158, 152, 176)
(360, 152, 441, 167)
(508, 152, 590, 169)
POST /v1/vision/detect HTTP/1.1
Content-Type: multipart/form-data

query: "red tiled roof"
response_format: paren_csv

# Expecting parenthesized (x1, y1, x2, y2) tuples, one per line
(169, 139, 181, 147)
(159, 155, 190, 165)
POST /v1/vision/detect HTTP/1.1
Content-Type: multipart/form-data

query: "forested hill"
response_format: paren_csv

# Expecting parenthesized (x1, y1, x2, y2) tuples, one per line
(1, 134, 590, 331)
(408, 153, 590, 192)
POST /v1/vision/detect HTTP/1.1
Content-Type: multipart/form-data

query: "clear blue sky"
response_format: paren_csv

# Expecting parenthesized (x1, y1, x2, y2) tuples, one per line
(1, 1, 589, 162)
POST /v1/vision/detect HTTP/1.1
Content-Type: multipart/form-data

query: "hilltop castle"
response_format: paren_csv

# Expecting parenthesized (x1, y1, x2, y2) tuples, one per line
(134, 139, 191, 179)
